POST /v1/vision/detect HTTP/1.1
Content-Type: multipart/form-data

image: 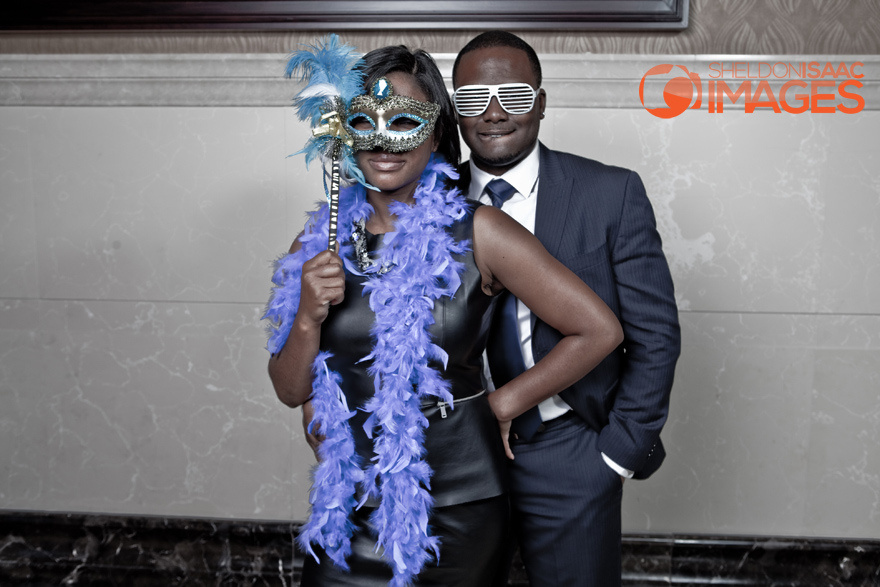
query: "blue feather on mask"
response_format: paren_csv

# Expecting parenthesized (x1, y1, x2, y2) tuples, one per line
(286, 34, 364, 125)
(285, 34, 372, 193)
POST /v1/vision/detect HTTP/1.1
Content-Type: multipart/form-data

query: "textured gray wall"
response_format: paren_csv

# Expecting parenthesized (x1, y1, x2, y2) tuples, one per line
(1, 52, 878, 539)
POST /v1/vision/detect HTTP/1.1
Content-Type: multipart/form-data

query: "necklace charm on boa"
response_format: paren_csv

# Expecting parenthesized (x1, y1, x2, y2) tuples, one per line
(264, 155, 470, 586)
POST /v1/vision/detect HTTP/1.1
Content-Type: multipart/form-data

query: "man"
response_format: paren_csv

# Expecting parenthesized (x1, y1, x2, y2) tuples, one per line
(452, 31, 680, 586)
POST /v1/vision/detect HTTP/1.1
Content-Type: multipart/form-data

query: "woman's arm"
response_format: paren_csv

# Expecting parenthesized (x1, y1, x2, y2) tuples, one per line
(268, 236, 345, 408)
(473, 206, 624, 455)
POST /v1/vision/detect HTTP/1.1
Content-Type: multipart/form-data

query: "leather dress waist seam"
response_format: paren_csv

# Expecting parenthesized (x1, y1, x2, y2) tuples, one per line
(421, 389, 486, 418)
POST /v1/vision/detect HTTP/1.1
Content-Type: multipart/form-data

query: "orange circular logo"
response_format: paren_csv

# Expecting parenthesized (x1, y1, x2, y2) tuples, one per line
(639, 64, 702, 118)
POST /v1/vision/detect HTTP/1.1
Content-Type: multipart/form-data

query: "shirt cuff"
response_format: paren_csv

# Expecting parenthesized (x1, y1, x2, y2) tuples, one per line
(602, 452, 634, 479)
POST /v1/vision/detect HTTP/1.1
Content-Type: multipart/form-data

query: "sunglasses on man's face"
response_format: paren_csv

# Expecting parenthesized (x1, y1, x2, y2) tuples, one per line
(452, 83, 538, 117)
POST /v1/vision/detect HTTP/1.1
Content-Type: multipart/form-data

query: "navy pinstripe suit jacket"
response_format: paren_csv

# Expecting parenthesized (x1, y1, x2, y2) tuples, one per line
(463, 143, 681, 479)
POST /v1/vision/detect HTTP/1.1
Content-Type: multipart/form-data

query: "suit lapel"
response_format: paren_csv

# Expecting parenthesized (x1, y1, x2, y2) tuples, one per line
(534, 144, 573, 258)
(459, 146, 573, 259)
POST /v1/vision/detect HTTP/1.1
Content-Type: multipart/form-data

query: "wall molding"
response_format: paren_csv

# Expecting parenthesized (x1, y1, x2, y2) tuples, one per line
(2, 511, 878, 586)
(1, 53, 878, 110)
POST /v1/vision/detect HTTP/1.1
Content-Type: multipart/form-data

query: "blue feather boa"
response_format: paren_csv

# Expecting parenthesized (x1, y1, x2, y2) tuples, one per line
(264, 155, 470, 586)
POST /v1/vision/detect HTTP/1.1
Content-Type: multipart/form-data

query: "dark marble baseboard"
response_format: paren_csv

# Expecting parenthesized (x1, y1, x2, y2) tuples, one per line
(0, 511, 298, 586)
(620, 535, 880, 586)
(1, 511, 878, 586)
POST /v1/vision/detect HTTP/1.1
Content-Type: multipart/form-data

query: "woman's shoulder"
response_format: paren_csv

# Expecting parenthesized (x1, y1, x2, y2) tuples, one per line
(471, 201, 525, 237)
(288, 229, 306, 254)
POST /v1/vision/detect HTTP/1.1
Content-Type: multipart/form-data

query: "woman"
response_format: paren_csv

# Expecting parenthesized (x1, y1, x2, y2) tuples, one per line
(266, 44, 623, 587)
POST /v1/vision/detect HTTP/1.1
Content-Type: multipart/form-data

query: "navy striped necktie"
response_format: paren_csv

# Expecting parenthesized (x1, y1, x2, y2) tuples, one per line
(484, 178, 543, 440)
(485, 178, 517, 208)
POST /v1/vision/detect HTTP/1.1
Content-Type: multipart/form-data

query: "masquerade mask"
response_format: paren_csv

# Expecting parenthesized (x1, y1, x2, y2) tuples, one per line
(452, 83, 537, 117)
(346, 77, 440, 152)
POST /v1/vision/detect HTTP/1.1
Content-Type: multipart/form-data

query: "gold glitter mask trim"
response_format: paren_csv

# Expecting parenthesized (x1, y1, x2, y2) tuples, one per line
(346, 77, 440, 152)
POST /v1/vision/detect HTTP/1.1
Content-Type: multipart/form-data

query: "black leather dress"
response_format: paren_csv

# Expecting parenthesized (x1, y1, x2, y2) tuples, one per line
(301, 202, 510, 587)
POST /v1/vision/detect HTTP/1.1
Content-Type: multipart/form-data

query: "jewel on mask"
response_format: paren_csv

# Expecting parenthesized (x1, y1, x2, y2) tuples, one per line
(373, 78, 392, 100)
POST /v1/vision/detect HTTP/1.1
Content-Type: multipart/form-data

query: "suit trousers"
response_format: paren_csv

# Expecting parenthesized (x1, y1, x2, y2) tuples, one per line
(509, 413, 623, 587)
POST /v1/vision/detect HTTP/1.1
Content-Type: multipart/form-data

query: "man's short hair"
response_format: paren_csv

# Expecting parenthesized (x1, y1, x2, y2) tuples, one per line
(452, 31, 543, 88)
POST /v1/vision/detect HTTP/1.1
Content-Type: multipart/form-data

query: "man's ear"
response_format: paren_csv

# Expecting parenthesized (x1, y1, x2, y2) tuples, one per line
(538, 88, 547, 119)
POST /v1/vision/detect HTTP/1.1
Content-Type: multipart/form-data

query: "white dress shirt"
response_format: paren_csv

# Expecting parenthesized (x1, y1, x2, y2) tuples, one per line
(469, 143, 633, 479)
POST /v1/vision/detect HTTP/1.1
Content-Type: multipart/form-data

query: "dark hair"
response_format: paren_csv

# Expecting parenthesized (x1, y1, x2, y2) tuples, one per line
(359, 46, 460, 166)
(452, 31, 543, 88)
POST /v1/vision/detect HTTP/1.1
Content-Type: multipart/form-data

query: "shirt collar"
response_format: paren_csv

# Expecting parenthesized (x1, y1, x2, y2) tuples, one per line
(468, 142, 540, 200)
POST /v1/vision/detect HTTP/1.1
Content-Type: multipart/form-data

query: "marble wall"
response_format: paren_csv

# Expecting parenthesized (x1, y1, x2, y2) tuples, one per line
(1, 53, 878, 540)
